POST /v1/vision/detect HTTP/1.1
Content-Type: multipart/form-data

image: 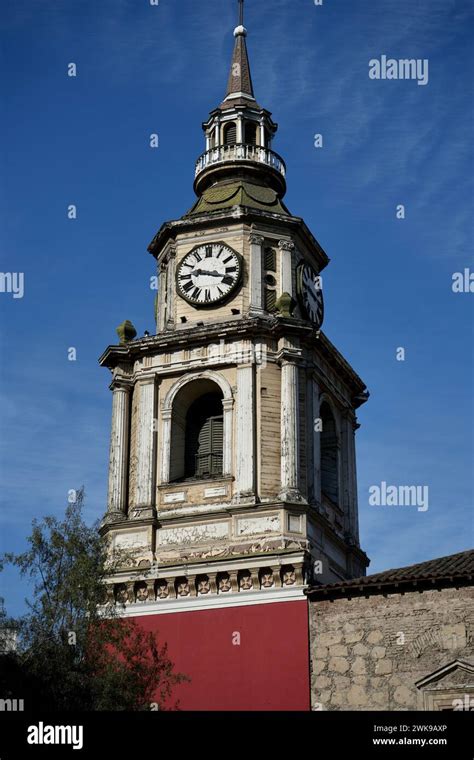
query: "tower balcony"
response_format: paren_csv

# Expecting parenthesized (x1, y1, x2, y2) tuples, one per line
(194, 143, 287, 196)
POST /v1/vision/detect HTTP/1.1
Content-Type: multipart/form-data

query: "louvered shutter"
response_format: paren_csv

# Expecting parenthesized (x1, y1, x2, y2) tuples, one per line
(320, 404, 339, 504)
(196, 415, 223, 476)
(264, 247, 276, 272)
(185, 392, 224, 478)
(265, 288, 277, 312)
(210, 416, 223, 475)
(321, 442, 338, 503)
(197, 417, 212, 476)
(224, 122, 237, 144)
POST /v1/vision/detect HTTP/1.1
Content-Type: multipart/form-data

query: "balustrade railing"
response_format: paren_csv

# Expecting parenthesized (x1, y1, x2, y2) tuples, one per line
(195, 143, 286, 179)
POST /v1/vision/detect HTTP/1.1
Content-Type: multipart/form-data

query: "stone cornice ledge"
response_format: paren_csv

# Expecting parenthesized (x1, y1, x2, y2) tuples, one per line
(112, 585, 306, 617)
(147, 207, 329, 271)
(99, 318, 367, 397)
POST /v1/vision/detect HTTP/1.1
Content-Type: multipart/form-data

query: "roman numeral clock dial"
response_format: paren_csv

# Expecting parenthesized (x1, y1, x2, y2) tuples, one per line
(176, 243, 242, 306)
(297, 262, 324, 329)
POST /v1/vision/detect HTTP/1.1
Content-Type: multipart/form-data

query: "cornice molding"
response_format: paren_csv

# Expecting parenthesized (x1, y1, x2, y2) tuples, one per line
(147, 207, 329, 273)
(109, 377, 133, 393)
(99, 318, 367, 397)
(111, 586, 306, 617)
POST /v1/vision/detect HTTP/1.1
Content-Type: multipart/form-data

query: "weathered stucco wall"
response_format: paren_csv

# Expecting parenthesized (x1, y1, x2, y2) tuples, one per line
(309, 585, 474, 710)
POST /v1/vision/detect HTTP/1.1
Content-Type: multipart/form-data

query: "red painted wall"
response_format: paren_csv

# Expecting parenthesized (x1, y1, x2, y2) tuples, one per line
(133, 599, 310, 711)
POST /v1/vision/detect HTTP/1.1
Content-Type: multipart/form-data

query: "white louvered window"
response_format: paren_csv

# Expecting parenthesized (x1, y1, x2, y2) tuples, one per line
(184, 393, 224, 479)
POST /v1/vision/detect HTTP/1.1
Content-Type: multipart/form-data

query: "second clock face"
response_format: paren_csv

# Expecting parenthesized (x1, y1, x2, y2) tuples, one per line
(176, 243, 242, 306)
(297, 262, 324, 328)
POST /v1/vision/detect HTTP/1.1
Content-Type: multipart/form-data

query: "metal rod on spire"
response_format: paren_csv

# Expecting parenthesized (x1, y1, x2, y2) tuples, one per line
(238, 0, 244, 26)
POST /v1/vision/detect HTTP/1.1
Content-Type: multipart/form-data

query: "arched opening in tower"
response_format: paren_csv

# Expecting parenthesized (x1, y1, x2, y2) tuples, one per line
(169, 380, 224, 482)
(244, 121, 257, 145)
(320, 401, 339, 505)
(223, 122, 237, 145)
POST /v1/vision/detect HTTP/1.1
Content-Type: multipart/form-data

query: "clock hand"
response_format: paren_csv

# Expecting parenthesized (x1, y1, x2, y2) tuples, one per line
(190, 269, 223, 277)
(307, 288, 321, 302)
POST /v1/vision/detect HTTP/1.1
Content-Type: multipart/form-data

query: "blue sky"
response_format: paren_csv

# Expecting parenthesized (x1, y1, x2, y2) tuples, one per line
(1, 0, 473, 616)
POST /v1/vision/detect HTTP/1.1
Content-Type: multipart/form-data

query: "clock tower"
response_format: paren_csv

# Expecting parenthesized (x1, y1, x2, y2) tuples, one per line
(99, 2, 369, 710)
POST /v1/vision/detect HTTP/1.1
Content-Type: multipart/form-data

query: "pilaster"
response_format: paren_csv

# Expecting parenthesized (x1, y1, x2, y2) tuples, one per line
(278, 239, 294, 297)
(312, 376, 322, 507)
(279, 358, 305, 503)
(157, 260, 168, 333)
(130, 376, 157, 519)
(105, 379, 132, 523)
(234, 363, 256, 502)
(249, 233, 264, 315)
(160, 408, 173, 484)
(165, 246, 177, 329)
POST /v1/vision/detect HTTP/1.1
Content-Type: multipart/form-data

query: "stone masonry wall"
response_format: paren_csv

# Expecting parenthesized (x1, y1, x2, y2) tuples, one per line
(309, 585, 474, 710)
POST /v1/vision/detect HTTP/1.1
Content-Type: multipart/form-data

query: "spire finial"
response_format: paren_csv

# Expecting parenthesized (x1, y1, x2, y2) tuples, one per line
(224, 0, 254, 101)
(239, 0, 244, 26)
(234, 0, 247, 38)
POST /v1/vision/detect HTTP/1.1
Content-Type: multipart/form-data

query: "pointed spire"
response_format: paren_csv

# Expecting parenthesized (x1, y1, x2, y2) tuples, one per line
(224, 4, 255, 103)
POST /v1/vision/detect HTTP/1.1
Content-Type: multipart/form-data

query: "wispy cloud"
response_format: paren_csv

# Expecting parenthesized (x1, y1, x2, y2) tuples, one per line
(244, 0, 473, 257)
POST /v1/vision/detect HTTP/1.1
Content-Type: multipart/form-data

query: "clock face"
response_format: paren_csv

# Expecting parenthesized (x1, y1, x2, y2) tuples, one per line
(297, 262, 324, 328)
(176, 243, 242, 306)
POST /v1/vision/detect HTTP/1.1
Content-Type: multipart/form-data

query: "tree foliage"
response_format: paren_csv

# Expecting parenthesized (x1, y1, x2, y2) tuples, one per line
(0, 489, 186, 710)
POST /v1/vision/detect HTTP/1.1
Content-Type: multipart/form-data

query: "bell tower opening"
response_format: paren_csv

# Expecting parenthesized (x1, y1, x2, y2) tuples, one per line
(320, 401, 339, 506)
(223, 122, 237, 145)
(185, 393, 223, 479)
(169, 379, 224, 482)
(244, 121, 257, 145)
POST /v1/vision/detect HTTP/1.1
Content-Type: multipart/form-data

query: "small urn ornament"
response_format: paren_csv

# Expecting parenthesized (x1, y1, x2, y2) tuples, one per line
(275, 291, 296, 318)
(116, 320, 137, 344)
